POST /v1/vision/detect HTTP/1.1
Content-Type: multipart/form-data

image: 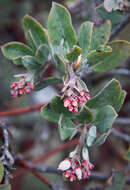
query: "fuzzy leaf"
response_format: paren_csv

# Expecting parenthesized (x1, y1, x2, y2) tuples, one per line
(0, 162, 4, 183)
(66, 45, 82, 62)
(76, 106, 93, 124)
(22, 56, 40, 70)
(1, 42, 33, 60)
(47, 2, 77, 49)
(87, 79, 123, 113)
(93, 105, 117, 134)
(90, 20, 111, 51)
(35, 77, 62, 91)
(105, 171, 125, 190)
(0, 184, 11, 190)
(22, 15, 48, 48)
(41, 105, 60, 123)
(92, 105, 117, 146)
(36, 44, 49, 64)
(97, 4, 124, 27)
(58, 116, 75, 140)
(115, 90, 126, 112)
(77, 21, 93, 55)
(91, 40, 130, 72)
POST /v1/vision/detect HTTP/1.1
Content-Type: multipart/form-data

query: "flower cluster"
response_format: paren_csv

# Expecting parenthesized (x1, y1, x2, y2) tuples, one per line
(58, 157, 94, 182)
(62, 65, 90, 113)
(63, 90, 90, 113)
(10, 77, 34, 98)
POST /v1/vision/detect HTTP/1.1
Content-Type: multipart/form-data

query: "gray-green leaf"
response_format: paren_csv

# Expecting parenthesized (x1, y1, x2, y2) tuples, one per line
(47, 2, 77, 49)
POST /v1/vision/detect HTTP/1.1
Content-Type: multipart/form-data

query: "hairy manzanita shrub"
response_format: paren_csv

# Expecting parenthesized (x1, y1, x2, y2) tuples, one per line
(0, 1, 130, 188)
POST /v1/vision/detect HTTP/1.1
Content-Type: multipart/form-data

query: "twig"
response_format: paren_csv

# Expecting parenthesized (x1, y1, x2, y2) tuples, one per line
(12, 138, 78, 180)
(110, 68, 130, 75)
(110, 14, 130, 40)
(0, 103, 47, 116)
(18, 158, 62, 190)
(115, 117, 130, 125)
(90, 171, 130, 185)
(90, 171, 111, 181)
(111, 128, 130, 143)
(27, 162, 62, 175)
(18, 161, 130, 186)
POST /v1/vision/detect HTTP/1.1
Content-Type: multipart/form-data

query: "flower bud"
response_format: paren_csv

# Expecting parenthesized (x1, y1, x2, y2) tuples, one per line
(64, 99, 71, 107)
(58, 159, 71, 171)
(72, 100, 78, 107)
(75, 167, 82, 180)
(79, 91, 85, 96)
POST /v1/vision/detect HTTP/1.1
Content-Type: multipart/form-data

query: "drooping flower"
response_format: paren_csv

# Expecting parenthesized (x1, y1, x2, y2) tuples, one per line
(58, 156, 94, 182)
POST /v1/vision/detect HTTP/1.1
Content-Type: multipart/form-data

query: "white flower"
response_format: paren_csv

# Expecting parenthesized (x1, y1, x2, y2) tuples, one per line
(58, 159, 71, 171)
(75, 167, 82, 180)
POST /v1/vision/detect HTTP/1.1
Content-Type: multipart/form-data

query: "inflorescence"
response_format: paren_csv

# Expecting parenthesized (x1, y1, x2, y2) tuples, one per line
(58, 157, 94, 182)
(62, 66, 90, 113)
(63, 90, 90, 113)
(10, 75, 34, 98)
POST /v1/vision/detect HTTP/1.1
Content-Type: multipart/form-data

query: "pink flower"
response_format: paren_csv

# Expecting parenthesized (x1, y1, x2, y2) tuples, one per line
(63, 91, 90, 113)
(10, 76, 34, 98)
(58, 157, 94, 182)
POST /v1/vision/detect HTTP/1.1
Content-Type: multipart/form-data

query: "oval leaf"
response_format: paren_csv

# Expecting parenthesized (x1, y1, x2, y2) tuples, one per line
(47, 2, 77, 49)
(22, 15, 48, 48)
(87, 79, 123, 113)
(77, 21, 93, 56)
(91, 40, 130, 72)
(93, 105, 117, 134)
(58, 115, 75, 140)
(41, 105, 60, 123)
(76, 106, 93, 124)
(90, 20, 111, 51)
(1, 42, 33, 60)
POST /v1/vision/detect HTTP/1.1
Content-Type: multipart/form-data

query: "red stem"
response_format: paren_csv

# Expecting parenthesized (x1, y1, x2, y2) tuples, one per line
(18, 159, 51, 186)
(0, 103, 47, 116)
(12, 138, 78, 181)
